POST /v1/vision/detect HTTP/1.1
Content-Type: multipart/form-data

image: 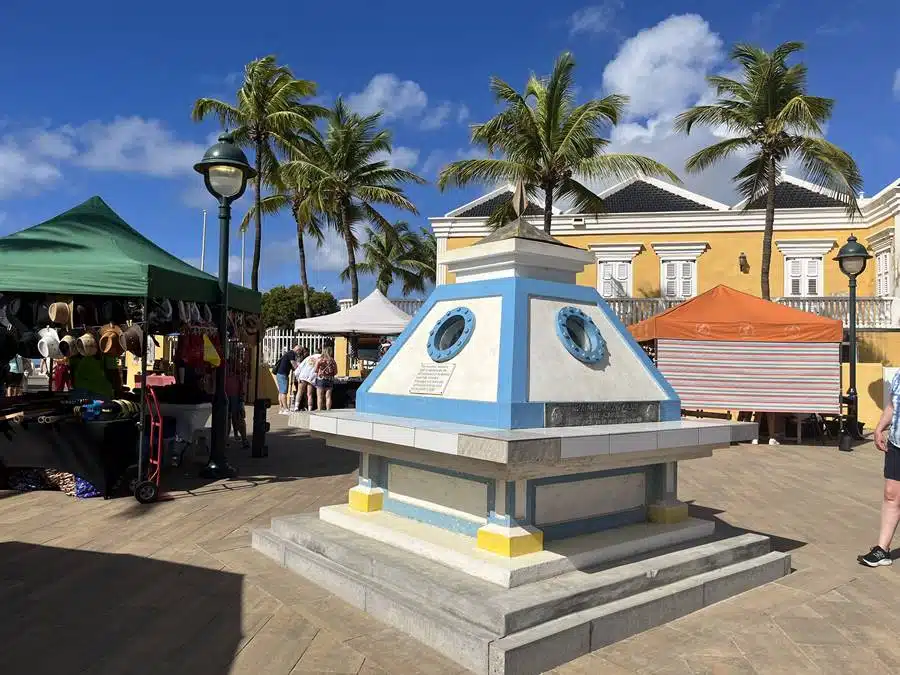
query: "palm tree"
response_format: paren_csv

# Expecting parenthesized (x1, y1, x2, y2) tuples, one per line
(409, 227, 437, 287)
(284, 98, 425, 305)
(343, 221, 425, 296)
(240, 165, 324, 317)
(438, 51, 679, 233)
(674, 41, 862, 300)
(192, 56, 326, 290)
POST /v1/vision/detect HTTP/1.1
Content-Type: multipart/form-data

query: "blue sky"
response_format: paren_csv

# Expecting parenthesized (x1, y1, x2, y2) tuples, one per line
(1, 0, 897, 300)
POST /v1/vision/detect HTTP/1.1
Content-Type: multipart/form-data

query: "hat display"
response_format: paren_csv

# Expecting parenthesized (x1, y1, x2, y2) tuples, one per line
(59, 334, 77, 357)
(244, 314, 260, 335)
(150, 298, 173, 322)
(99, 323, 124, 356)
(48, 302, 70, 326)
(121, 323, 144, 356)
(77, 332, 98, 357)
(38, 327, 62, 359)
(201, 304, 213, 324)
(178, 300, 190, 324)
(190, 302, 202, 324)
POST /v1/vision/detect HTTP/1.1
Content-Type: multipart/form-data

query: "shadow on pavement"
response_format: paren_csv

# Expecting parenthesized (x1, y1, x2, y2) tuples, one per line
(0, 541, 243, 674)
(687, 502, 807, 554)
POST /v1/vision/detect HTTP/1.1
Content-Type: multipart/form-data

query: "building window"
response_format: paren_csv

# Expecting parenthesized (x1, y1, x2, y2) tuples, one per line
(650, 242, 708, 300)
(876, 250, 892, 297)
(599, 261, 631, 298)
(588, 243, 643, 298)
(661, 260, 696, 299)
(785, 257, 822, 297)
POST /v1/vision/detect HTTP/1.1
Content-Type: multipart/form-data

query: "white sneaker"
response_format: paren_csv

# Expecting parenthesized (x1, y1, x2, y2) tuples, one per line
(751, 438, 759, 445)
(768, 438, 780, 445)
(279, 410, 290, 415)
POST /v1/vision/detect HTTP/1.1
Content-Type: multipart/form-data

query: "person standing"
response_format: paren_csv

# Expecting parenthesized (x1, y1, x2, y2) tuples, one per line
(293, 348, 319, 412)
(314, 346, 337, 411)
(274, 344, 301, 415)
(859, 370, 900, 567)
(6, 354, 25, 397)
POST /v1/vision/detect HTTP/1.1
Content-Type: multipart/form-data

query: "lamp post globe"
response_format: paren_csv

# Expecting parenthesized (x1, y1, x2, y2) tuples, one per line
(834, 235, 872, 452)
(193, 133, 256, 203)
(194, 132, 256, 479)
(835, 234, 871, 278)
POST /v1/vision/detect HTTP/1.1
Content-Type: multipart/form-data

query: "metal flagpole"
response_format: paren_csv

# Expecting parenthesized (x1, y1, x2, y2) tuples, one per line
(200, 209, 208, 271)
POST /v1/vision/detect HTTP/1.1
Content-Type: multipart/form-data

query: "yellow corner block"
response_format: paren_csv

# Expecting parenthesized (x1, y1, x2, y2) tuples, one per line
(648, 502, 689, 524)
(348, 486, 384, 513)
(476, 525, 543, 557)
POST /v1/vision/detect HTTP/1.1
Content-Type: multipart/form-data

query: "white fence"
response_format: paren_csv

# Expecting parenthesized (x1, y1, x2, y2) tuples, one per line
(262, 297, 426, 365)
(262, 331, 327, 365)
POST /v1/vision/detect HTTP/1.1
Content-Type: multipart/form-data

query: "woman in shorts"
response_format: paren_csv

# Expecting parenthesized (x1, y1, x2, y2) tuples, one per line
(314, 346, 337, 411)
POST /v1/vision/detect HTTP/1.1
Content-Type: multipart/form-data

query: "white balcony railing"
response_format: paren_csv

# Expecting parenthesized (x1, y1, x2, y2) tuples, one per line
(605, 295, 895, 329)
(775, 296, 894, 328)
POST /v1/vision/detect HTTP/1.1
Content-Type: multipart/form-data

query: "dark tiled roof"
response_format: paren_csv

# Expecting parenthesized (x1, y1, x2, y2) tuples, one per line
(475, 217, 571, 247)
(455, 192, 544, 218)
(572, 180, 713, 214)
(747, 182, 846, 209)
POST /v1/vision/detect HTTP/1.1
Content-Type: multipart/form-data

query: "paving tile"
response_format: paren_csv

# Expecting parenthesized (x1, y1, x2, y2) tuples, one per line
(682, 655, 757, 675)
(553, 654, 636, 674)
(290, 630, 366, 673)
(727, 621, 820, 674)
(799, 644, 892, 675)
(346, 627, 466, 675)
(291, 595, 381, 642)
(773, 616, 851, 645)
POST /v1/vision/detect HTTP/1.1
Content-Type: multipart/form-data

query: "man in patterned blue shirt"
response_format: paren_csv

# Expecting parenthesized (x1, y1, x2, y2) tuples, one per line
(859, 370, 900, 566)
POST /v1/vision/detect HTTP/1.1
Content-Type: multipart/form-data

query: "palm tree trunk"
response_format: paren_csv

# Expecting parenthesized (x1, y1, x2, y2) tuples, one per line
(250, 138, 263, 291)
(543, 182, 554, 234)
(341, 202, 360, 359)
(760, 161, 777, 301)
(295, 217, 312, 318)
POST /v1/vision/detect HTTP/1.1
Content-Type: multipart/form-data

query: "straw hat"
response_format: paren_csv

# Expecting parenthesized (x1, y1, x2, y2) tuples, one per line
(48, 302, 70, 326)
(38, 327, 62, 359)
(99, 323, 124, 356)
(121, 323, 144, 355)
(178, 300, 190, 324)
(59, 334, 77, 357)
(77, 331, 98, 357)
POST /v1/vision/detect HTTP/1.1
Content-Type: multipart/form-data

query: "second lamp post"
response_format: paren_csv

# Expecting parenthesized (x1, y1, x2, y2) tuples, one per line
(834, 234, 872, 452)
(194, 132, 257, 479)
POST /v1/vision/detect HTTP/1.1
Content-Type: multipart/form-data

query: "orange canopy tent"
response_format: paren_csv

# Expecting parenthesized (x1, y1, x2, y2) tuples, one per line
(629, 285, 843, 343)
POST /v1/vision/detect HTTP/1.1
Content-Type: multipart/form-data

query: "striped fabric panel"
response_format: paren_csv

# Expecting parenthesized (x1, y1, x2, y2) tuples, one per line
(656, 339, 841, 414)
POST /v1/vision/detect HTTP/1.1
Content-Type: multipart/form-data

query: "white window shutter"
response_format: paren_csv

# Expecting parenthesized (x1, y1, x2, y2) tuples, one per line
(789, 259, 802, 277)
(807, 277, 818, 296)
(665, 262, 676, 279)
(791, 278, 801, 296)
(601, 263, 613, 280)
(615, 263, 628, 281)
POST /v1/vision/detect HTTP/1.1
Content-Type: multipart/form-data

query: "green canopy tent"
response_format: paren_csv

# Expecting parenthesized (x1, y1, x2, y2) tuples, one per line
(0, 196, 260, 313)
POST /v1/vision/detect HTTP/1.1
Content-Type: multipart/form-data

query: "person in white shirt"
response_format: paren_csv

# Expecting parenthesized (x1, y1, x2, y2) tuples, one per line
(293, 352, 320, 411)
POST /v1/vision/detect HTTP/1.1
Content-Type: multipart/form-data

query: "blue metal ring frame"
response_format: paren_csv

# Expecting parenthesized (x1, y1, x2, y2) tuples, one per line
(555, 306, 606, 363)
(427, 307, 476, 362)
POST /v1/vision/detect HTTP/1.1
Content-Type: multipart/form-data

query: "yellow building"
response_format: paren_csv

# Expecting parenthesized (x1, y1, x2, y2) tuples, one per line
(430, 174, 900, 428)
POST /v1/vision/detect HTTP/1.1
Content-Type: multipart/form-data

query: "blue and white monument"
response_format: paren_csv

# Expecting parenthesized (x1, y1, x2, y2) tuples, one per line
(254, 182, 791, 675)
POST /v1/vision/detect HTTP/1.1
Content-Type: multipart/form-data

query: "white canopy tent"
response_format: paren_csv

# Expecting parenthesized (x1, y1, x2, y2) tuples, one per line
(293, 288, 413, 335)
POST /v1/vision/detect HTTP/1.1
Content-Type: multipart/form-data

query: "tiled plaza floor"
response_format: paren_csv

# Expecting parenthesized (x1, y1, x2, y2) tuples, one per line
(1, 411, 899, 674)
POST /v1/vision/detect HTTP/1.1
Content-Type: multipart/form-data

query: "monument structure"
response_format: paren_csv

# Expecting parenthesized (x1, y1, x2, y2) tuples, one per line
(254, 182, 791, 674)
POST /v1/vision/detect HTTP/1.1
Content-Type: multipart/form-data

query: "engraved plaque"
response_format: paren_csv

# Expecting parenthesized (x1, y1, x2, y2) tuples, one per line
(544, 401, 659, 427)
(409, 363, 456, 396)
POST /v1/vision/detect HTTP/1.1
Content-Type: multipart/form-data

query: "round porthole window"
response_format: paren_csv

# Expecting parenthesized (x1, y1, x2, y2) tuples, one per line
(427, 307, 475, 362)
(556, 306, 606, 363)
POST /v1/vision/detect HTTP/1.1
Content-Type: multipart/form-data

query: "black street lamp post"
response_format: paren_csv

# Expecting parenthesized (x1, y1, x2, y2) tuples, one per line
(835, 234, 872, 452)
(194, 133, 257, 479)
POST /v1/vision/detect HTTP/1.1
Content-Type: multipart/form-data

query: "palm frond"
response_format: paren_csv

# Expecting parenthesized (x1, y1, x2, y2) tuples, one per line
(684, 137, 754, 174)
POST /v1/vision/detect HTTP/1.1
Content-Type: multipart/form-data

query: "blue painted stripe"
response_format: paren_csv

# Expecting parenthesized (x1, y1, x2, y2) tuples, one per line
(383, 495, 482, 537)
(541, 506, 647, 541)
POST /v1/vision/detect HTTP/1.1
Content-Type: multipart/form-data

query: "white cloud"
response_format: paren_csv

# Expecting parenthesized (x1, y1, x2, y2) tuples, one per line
(457, 104, 471, 124)
(893, 68, 900, 99)
(568, 1, 623, 36)
(348, 74, 428, 120)
(372, 145, 419, 170)
(0, 139, 64, 198)
(602, 14, 722, 119)
(590, 14, 760, 204)
(76, 116, 206, 177)
(420, 102, 453, 130)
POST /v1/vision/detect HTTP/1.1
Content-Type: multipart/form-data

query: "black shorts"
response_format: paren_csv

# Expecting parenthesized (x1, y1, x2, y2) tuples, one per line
(885, 442, 900, 481)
